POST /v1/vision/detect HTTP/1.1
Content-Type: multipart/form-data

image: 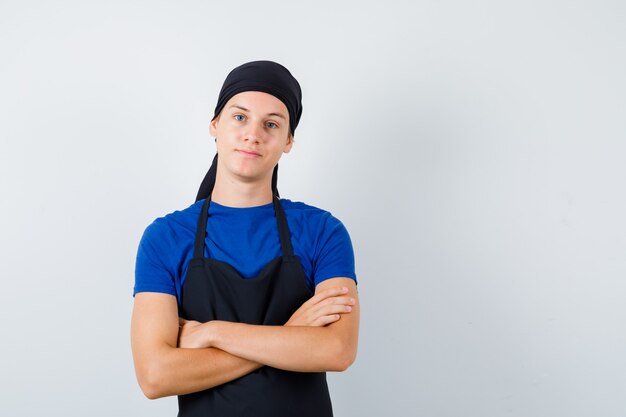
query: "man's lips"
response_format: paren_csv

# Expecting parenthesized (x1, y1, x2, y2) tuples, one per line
(237, 149, 261, 157)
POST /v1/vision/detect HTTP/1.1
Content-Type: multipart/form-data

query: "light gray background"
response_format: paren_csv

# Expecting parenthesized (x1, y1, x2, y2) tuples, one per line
(1, 1, 624, 416)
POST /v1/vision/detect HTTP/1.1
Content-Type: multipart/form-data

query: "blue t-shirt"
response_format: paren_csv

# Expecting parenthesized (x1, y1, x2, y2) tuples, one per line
(134, 198, 357, 305)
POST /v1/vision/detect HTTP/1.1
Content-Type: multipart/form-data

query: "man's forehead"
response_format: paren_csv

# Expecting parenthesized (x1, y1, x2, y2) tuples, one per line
(225, 91, 289, 119)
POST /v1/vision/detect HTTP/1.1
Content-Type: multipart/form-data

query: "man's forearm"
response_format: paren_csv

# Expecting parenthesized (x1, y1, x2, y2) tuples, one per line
(141, 345, 262, 399)
(209, 322, 356, 373)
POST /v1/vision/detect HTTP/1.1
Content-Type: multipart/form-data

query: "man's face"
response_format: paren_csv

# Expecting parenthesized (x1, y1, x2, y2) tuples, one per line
(210, 91, 293, 185)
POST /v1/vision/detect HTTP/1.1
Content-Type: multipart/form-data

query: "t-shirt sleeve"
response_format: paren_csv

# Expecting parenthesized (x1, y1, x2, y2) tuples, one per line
(133, 220, 177, 297)
(313, 213, 357, 287)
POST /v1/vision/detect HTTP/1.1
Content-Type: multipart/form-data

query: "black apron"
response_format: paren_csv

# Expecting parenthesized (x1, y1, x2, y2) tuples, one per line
(177, 195, 334, 417)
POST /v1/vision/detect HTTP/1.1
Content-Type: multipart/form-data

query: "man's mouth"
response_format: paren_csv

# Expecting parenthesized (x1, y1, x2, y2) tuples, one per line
(237, 149, 262, 158)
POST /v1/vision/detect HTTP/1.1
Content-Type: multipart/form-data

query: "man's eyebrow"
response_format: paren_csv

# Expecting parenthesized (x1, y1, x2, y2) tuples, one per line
(229, 104, 250, 112)
(228, 104, 287, 120)
(267, 112, 287, 120)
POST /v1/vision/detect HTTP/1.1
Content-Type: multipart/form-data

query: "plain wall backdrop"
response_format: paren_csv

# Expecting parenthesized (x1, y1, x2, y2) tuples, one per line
(1, 1, 625, 416)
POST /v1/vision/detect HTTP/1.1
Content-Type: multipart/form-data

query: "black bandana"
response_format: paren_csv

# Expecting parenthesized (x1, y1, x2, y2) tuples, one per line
(213, 60, 302, 135)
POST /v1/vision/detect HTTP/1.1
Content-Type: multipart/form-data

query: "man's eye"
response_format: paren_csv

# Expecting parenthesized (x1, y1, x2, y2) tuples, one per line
(234, 114, 245, 121)
(266, 121, 277, 129)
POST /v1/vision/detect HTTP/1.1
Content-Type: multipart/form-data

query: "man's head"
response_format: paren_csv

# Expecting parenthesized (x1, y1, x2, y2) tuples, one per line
(195, 60, 303, 202)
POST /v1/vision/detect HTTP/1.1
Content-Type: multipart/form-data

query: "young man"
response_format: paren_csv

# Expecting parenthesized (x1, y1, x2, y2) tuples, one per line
(131, 60, 359, 416)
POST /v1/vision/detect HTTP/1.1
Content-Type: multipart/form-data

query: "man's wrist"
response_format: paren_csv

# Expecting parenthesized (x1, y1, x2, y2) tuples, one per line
(204, 320, 222, 348)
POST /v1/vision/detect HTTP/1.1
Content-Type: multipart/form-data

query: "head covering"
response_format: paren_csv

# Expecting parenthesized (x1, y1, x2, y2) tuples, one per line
(195, 60, 302, 202)
(213, 60, 302, 136)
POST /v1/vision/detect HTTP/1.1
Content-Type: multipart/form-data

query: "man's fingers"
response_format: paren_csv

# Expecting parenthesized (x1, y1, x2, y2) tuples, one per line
(315, 314, 341, 326)
(305, 303, 353, 327)
(312, 296, 356, 314)
(306, 292, 355, 320)
(287, 287, 353, 327)
(309, 286, 349, 305)
(316, 303, 353, 316)
(322, 296, 355, 306)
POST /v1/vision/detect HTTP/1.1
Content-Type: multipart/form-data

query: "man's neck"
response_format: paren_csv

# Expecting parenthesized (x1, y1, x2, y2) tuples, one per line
(211, 173, 274, 208)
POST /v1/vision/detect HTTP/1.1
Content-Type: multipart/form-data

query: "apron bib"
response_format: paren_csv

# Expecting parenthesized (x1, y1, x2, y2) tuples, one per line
(177, 195, 333, 417)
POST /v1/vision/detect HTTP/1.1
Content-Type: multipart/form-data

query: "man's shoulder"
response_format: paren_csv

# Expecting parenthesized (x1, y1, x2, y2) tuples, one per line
(280, 198, 345, 230)
(142, 200, 203, 239)
(280, 198, 331, 217)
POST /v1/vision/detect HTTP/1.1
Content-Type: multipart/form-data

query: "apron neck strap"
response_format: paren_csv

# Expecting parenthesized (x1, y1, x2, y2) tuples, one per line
(272, 195, 294, 257)
(194, 195, 212, 259)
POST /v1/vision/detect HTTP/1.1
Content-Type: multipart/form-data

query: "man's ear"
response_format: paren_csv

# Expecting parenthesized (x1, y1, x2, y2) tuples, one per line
(209, 116, 219, 137)
(284, 133, 294, 154)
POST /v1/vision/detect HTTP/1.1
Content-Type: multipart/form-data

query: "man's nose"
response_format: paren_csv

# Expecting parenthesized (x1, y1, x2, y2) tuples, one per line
(244, 122, 264, 142)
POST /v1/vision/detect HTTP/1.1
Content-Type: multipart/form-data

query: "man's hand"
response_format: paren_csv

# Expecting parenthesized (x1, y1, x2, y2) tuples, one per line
(178, 318, 212, 348)
(132, 293, 265, 398)
(285, 286, 356, 327)
(202, 278, 359, 372)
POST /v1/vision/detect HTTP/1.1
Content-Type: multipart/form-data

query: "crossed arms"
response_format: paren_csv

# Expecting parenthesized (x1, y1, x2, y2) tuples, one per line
(130, 277, 359, 399)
